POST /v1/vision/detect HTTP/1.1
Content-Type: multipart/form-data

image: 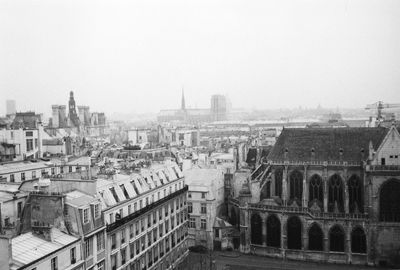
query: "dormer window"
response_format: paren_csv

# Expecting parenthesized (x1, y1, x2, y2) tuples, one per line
(93, 204, 100, 219)
(83, 208, 89, 224)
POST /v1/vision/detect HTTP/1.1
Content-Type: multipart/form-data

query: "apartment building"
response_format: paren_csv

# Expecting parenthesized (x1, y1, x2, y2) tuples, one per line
(0, 227, 84, 270)
(97, 162, 189, 270)
(185, 167, 225, 250)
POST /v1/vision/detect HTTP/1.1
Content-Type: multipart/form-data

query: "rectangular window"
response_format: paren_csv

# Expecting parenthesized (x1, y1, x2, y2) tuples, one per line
(111, 234, 116, 250)
(159, 209, 162, 220)
(201, 219, 207, 229)
(69, 166, 72, 172)
(94, 204, 100, 219)
(134, 202, 137, 212)
(128, 205, 131, 215)
(60, 166, 64, 173)
(165, 205, 168, 217)
(51, 257, 58, 270)
(130, 224, 134, 238)
(188, 192, 192, 198)
(26, 138, 33, 151)
(130, 242, 134, 259)
(159, 224, 163, 237)
(10, 174, 15, 182)
(201, 203, 207, 214)
(189, 217, 196, 228)
(148, 214, 152, 228)
(51, 168, 55, 175)
(83, 208, 89, 224)
(70, 247, 76, 264)
(111, 254, 117, 270)
(121, 229, 126, 244)
(84, 237, 93, 258)
(121, 248, 126, 265)
(188, 202, 193, 213)
(32, 171, 36, 179)
(201, 192, 206, 199)
(21, 172, 25, 181)
(165, 220, 169, 234)
(147, 232, 152, 246)
(97, 232, 104, 250)
(135, 221, 139, 235)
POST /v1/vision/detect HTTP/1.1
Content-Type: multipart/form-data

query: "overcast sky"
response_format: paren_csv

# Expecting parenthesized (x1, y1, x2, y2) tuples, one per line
(1, 0, 400, 116)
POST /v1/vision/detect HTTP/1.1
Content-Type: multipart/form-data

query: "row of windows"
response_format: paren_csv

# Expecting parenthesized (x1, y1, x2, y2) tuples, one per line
(187, 202, 207, 214)
(187, 192, 206, 199)
(8, 165, 76, 182)
(84, 232, 105, 259)
(111, 205, 188, 250)
(251, 214, 367, 253)
(111, 226, 188, 270)
(189, 216, 207, 230)
(272, 170, 363, 213)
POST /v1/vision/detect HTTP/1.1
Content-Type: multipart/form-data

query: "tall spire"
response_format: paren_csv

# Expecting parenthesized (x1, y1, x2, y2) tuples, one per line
(181, 87, 186, 110)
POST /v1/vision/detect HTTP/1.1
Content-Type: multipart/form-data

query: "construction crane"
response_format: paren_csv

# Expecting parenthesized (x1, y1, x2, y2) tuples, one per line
(365, 101, 400, 124)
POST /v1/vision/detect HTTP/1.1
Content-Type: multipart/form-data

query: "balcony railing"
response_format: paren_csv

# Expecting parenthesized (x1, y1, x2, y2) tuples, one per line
(267, 160, 362, 167)
(368, 165, 400, 171)
(106, 185, 188, 232)
(247, 202, 368, 220)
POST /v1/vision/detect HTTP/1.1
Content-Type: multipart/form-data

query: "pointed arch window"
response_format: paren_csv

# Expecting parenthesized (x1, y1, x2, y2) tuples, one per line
(287, 216, 302, 250)
(289, 170, 303, 205)
(308, 223, 323, 251)
(351, 227, 366, 253)
(266, 215, 281, 247)
(309, 174, 323, 207)
(348, 175, 363, 213)
(329, 225, 344, 252)
(328, 174, 344, 213)
(274, 168, 283, 198)
(379, 179, 400, 222)
(251, 214, 262, 245)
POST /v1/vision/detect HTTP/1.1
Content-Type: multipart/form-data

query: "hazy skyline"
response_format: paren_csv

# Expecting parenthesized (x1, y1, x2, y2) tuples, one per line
(1, 0, 400, 116)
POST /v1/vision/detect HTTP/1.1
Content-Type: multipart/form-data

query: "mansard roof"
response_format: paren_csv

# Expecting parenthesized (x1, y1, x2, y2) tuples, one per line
(268, 127, 388, 163)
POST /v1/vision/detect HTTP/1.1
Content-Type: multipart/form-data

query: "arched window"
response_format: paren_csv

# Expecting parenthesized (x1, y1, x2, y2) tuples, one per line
(328, 174, 344, 213)
(275, 168, 283, 198)
(351, 227, 366, 253)
(251, 214, 262, 245)
(348, 175, 363, 213)
(289, 170, 303, 205)
(266, 215, 281, 247)
(380, 179, 400, 222)
(308, 223, 323, 251)
(287, 216, 302, 250)
(309, 174, 323, 207)
(329, 225, 344, 252)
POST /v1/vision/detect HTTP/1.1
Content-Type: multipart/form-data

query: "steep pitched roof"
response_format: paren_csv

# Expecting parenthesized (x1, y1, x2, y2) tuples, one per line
(268, 127, 388, 162)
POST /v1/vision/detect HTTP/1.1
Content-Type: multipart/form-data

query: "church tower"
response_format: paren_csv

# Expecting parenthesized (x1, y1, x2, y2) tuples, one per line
(68, 91, 80, 127)
(181, 88, 186, 111)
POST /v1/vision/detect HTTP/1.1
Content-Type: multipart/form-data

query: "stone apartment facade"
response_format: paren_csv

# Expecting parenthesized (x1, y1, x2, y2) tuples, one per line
(229, 126, 400, 267)
(97, 163, 189, 270)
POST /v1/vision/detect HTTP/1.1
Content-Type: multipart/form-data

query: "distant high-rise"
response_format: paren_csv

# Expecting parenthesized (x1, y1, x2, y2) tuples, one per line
(211, 94, 227, 121)
(181, 88, 186, 110)
(6, 100, 16, 115)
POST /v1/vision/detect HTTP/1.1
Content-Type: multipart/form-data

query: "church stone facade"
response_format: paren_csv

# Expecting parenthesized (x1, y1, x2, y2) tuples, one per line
(228, 126, 400, 267)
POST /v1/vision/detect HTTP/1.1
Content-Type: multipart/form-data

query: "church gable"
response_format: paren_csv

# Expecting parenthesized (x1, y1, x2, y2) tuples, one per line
(373, 126, 400, 166)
